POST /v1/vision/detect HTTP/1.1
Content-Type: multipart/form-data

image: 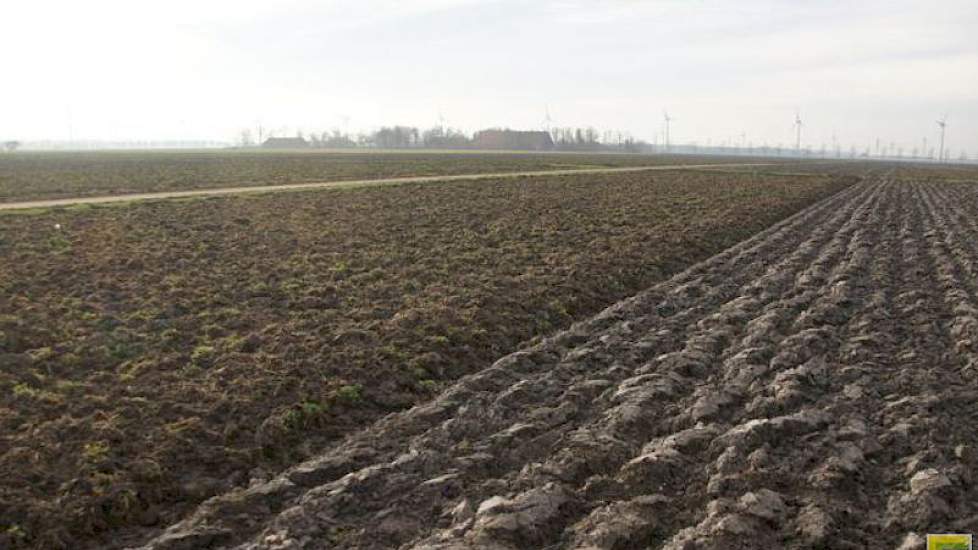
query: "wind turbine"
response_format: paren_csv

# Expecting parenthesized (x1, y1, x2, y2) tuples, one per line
(437, 108, 447, 134)
(794, 111, 803, 152)
(542, 106, 553, 134)
(937, 115, 947, 162)
(663, 111, 672, 151)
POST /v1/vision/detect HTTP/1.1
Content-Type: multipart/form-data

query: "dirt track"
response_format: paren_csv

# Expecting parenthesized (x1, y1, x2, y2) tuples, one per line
(0, 163, 774, 211)
(136, 175, 978, 549)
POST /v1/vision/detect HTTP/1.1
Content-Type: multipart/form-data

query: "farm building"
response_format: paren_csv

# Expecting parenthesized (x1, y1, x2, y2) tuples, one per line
(261, 137, 309, 149)
(471, 130, 554, 151)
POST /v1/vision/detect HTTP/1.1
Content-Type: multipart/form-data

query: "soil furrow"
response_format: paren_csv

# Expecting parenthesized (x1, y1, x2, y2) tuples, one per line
(868, 179, 978, 546)
(642, 178, 891, 549)
(133, 174, 978, 550)
(137, 180, 873, 549)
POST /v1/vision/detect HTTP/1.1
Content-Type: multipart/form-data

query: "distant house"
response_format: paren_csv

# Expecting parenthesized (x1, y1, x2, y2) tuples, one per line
(262, 137, 309, 149)
(471, 130, 554, 151)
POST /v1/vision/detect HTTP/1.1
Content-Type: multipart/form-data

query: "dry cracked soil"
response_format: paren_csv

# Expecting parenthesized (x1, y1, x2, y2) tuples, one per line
(137, 171, 978, 549)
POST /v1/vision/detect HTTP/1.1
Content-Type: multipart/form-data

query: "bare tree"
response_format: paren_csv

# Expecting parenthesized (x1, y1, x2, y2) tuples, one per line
(238, 129, 254, 147)
(584, 127, 599, 145)
(322, 129, 356, 148)
(372, 126, 420, 148)
(422, 126, 471, 149)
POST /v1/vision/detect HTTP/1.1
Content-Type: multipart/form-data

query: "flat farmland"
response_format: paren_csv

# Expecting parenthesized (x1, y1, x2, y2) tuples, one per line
(0, 169, 852, 548)
(134, 168, 978, 550)
(0, 150, 751, 203)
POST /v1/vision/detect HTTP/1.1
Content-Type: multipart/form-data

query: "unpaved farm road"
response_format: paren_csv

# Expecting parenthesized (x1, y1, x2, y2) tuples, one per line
(137, 175, 978, 549)
(0, 162, 776, 211)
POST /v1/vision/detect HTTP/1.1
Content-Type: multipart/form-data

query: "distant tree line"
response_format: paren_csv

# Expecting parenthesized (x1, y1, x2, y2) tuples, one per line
(241, 125, 648, 153)
(548, 127, 644, 153)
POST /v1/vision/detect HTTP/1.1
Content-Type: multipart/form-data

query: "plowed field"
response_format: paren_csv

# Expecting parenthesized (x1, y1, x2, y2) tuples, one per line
(0, 151, 748, 203)
(139, 171, 978, 549)
(0, 169, 850, 548)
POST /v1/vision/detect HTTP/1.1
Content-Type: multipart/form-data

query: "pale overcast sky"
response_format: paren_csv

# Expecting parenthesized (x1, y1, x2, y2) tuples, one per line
(2, 0, 976, 153)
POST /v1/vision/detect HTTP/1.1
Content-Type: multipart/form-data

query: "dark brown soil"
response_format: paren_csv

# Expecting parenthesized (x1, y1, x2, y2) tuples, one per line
(136, 169, 978, 549)
(0, 150, 751, 203)
(0, 170, 850, 548)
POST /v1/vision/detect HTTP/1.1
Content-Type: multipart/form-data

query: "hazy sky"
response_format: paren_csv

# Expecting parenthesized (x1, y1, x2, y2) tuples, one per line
(3, 0, 977, 153)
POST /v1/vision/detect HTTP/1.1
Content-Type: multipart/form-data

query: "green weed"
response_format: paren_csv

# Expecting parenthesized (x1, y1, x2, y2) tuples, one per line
(335, 384, 363, 403)
(83, 441, 110, 462)
(284, 400, 328, 430)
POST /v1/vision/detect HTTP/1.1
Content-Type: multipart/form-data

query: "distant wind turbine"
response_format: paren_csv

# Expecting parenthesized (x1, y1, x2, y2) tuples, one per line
(937, 115, 947, 162)
(794, 112, 803, 152)
(663, 111, 672, 150)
